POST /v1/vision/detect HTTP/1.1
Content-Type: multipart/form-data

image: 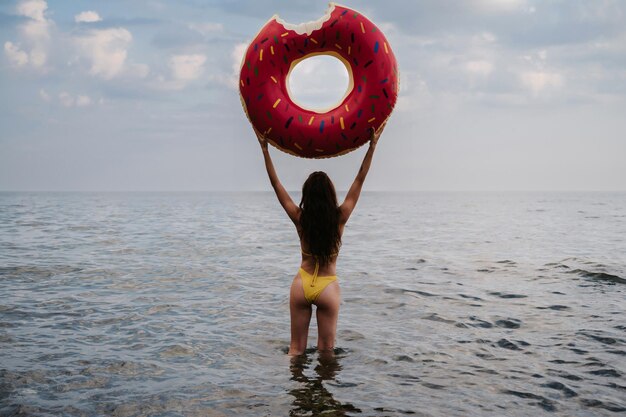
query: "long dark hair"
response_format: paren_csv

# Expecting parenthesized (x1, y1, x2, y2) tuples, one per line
(299, 171, 341, 267)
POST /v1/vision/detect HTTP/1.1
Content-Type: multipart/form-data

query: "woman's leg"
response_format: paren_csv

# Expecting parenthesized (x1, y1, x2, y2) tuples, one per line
(289, 274, 312, 355)
(314, 281, 340, 351)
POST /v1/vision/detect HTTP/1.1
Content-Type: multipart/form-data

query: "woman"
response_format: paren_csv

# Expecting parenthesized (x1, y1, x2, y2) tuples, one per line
(256, 124, 385, 355)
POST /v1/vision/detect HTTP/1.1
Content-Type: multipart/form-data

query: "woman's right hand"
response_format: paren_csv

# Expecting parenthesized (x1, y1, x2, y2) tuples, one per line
(369, 121, 387, 146)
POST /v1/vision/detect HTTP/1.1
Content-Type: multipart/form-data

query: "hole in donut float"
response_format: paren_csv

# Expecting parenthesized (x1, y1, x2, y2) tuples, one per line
(286, 53, 352, 113)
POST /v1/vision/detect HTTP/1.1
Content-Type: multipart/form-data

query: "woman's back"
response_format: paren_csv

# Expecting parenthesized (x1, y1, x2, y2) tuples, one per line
(298, 171, 342, 271)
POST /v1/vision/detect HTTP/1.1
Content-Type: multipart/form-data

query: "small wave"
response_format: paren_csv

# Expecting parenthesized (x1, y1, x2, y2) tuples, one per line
(465, 316, 493, 328)
(159, 344, 195, 357)
(546, 369, 582, 381)
(536, 305, 570, 310)
(422, 382, 446, 390)
(495, 319, 521, 329)
(422, 313, 456, 324)
(581, 398, 626, 413)
(558, 257, 599, 265)
(0, 265, 82, 279)
(501, 390, 556, 412)
(496, 338, 525, 351)
(541, 381, 578, 398)
(385, 302, 406, 310)
(388, 373, 420, 382)
(496, 260, 517, 266)
(606, 382, 626, 391)
(578, 331, 623, 346)
(327, 381, 358, 388)
(458, 293, 483, 301)
(384, 288, 438, 297)
(544, 263, 570, 269)
(488, 291, 527, 299)
(568, 269, 626, 285)
(146, 304, 177, 315)
(341, 330, 364, 341)
(587, 368, 621, 377)
(0, 334, 14, 343)
(59, 375, 110, 392)
(549, 359, 579, 364)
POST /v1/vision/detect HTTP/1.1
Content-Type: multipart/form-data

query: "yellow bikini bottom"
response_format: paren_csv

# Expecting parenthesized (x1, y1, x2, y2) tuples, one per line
(299, 266, 337, 304)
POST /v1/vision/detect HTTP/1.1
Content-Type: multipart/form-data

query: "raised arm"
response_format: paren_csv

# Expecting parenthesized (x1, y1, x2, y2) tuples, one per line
(339, 123, 385, 224)
(256, 129, 300, 225)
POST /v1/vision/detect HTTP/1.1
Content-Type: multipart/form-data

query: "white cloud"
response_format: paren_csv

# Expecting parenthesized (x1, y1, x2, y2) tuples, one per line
(521, 71, 564, 95)
(465, 59, 494, 77)
(188, 22, 223, 36)
(58, 91, 74, 107)
(75, 28, 132, 79)
(76, 95, 92, 107)
(225, 42, 248, 87)
(169, 54, 206, 81)
(517, 48, 565, 96)
(58, 91, 92, 107)
(472, 0, 528, 13)
(395, 72, 432, 112)
(537, 50, 547, 61)
(404, 31, 499, 94)
(5, 0, 53, 70)
(475, 32, 497, 44)
(232, 43, 247, 74)
(21, 18, 51, 42)
(28, 46, 46, 67)
(4, 41, 29, 67)
(288, 55, 350, 110)
(128, 63, 150, 78)
(201, 42, 247, 89)
(153, 54, 207, 90)
(39, 88, 50, 101)
(75, 11, 102, 23)
(20, 19, 51, 68)
(6, 2, 146, 78)
(16, 0, 47, 22)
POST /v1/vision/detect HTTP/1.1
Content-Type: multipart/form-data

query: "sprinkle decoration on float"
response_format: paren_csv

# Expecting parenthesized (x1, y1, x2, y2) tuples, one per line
(239, 3, 399, 158)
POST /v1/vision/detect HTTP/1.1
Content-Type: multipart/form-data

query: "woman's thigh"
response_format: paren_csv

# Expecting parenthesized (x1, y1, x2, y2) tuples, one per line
(314, 281, 340, 350)
(289, 275, 312, 354)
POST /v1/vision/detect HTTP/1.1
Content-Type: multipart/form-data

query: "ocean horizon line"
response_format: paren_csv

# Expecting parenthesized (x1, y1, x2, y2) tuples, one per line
(1, 189, 625, 194)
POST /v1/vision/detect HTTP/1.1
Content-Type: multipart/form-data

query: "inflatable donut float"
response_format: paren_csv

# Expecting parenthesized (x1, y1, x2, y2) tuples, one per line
(239, 3, 398, 158)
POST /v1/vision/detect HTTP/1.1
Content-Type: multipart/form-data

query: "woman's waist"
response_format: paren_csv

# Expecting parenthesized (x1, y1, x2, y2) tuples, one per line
(299, 261, 337, 277)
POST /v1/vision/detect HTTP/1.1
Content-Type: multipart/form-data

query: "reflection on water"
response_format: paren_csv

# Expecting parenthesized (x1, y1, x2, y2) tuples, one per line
(289, 349, 361, 416)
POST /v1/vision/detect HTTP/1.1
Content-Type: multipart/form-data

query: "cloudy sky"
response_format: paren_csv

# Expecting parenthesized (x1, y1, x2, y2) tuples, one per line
(1, 0, 625, 191)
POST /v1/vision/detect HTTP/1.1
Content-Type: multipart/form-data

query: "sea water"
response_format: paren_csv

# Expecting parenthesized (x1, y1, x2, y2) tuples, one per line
(0, 192, 624, 416)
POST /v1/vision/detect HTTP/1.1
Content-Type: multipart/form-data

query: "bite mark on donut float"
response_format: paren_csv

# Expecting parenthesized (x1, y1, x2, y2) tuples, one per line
(239, 2, 399, 159)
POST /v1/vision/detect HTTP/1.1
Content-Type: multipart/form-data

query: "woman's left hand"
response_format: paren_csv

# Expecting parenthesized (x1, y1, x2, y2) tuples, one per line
(255, 128, 269, 150)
